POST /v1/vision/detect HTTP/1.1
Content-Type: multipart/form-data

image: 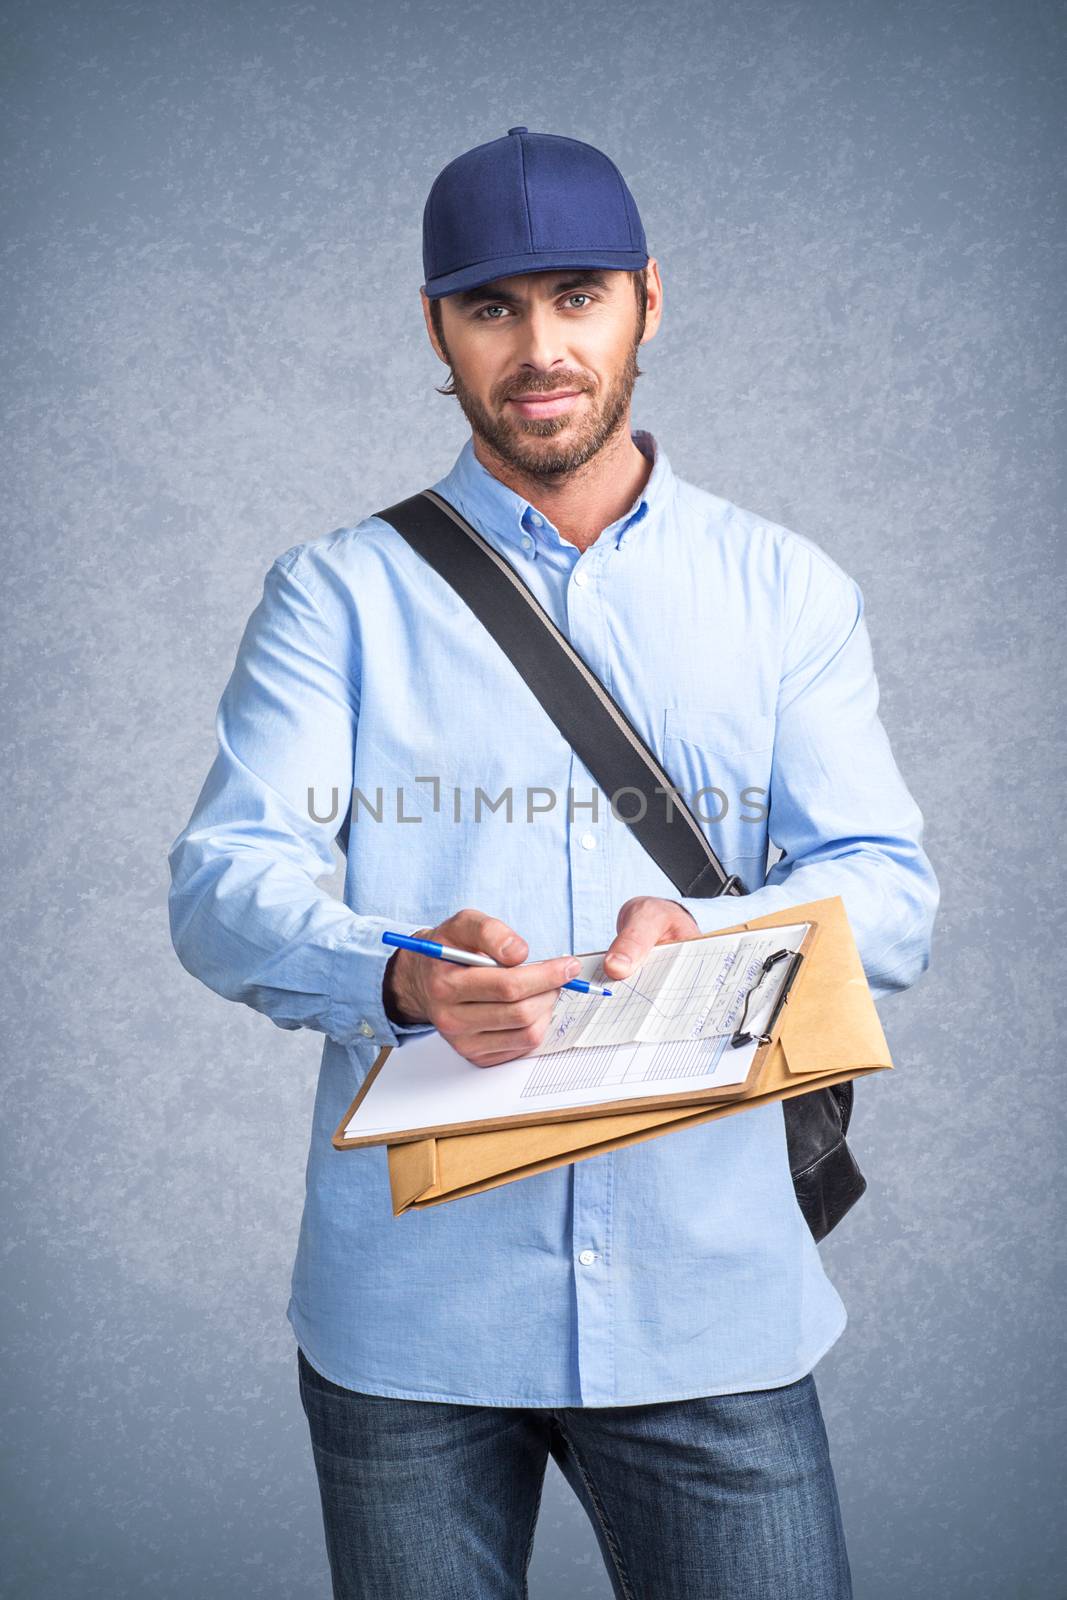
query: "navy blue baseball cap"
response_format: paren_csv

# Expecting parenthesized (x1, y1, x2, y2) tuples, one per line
(421, 126, 649, 300)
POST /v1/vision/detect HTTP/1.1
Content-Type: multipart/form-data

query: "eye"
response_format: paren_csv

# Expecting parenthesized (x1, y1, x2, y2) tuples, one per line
(474, 292, 597, 321)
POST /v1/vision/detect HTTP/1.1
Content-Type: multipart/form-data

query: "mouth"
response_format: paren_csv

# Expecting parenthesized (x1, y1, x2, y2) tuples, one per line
(507, 390, 585, 419)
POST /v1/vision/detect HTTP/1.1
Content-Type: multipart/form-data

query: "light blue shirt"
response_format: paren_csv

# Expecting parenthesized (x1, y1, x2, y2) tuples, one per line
(168, 428, 938, 1406)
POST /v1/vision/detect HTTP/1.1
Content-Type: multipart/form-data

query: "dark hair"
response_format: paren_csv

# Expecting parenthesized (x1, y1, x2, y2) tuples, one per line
(429, 268, 649, 398)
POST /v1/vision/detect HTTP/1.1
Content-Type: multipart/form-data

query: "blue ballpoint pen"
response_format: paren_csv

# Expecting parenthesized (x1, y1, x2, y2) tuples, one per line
(381, 932, 614, 995)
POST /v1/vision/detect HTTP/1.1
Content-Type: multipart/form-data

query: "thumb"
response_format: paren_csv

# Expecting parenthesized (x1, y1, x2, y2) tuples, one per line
(602, 896, 671, 979)
(604, 896, 699, 979)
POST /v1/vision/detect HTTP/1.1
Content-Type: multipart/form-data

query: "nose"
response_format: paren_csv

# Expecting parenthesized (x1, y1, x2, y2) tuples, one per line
(514, 301, 571, 378)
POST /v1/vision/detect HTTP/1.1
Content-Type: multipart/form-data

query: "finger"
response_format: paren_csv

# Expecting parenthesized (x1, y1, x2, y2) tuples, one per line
(436, 987, 559, 1038)
(434, 953, 581, 1005)
(443, 908, 529, 965)
(603, 898, 667, 978)
(454, 1020, 552, 1066)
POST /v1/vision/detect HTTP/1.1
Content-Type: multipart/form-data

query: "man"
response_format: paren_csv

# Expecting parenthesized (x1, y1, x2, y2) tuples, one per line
(168, 127, 938, 1599)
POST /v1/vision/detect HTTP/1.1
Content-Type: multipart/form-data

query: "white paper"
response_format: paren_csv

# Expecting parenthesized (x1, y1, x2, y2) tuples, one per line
(530, 924, 811, 1055)
(341, 924, 809, 1142)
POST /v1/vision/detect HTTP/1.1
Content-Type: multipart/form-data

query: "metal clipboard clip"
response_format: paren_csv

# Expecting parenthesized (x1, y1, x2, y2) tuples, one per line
(729, 947, 805, 1049)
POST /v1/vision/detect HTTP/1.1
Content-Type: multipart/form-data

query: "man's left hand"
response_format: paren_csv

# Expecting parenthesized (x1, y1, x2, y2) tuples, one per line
(603, 896, 701, 981)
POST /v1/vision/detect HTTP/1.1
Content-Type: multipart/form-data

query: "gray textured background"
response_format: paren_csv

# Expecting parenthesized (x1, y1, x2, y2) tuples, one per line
(2, 1, 1064, 1595)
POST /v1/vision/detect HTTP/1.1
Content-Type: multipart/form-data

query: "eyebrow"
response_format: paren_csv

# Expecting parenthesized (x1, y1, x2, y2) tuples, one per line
(453, 271, 612, 309)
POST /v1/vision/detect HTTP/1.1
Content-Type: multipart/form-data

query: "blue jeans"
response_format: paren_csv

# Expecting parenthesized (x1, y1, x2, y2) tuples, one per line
(297, 1347, 853, 1600)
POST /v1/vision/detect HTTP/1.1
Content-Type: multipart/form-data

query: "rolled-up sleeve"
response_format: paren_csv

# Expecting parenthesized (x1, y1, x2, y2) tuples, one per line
(675, 543, 940, 999)
(167, 551, 431, 1049)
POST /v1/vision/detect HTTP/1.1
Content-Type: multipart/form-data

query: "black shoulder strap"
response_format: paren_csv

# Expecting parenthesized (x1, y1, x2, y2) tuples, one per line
(374, 488, 744, 901)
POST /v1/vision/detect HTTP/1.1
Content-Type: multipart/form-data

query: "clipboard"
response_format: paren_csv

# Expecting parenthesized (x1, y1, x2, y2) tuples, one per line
(330, 897, 893, 1213)
(333, 919, 821, 1151)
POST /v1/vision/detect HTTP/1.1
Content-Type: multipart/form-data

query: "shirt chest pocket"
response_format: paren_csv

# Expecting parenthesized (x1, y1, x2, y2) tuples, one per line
(660, 707, 775, 823)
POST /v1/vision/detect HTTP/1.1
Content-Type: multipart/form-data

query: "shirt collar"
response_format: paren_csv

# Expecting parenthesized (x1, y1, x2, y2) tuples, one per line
(430, 428, 671, 557)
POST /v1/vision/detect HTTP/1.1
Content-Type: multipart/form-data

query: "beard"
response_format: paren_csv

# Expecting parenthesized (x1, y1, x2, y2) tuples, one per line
(445, 339, 642, 479)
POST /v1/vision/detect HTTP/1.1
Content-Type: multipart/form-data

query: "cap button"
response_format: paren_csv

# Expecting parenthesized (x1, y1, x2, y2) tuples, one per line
(507, 126, 528, 136)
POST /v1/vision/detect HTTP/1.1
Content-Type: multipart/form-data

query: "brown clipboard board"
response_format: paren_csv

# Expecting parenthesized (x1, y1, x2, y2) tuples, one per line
(332, 918, 821, 1151)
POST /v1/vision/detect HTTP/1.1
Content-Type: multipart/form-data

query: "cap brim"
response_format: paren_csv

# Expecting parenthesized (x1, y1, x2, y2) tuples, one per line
(422, 249, 649, 300)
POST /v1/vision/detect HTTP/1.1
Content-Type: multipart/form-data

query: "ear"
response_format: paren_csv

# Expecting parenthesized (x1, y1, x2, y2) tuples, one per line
(639, 258, 663, 346)
(421, 288, 449, 365)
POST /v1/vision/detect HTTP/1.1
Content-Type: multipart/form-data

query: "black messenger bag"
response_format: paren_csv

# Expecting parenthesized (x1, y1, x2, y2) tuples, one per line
(376, 487, 867, 1242)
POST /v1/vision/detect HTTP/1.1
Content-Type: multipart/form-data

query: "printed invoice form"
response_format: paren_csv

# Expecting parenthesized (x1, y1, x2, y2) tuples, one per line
(530, 924, 811, 1056)
(340, 924, 810, 1143)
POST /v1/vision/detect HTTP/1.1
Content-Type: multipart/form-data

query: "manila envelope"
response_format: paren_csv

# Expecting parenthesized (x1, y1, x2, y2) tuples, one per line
(378, 895, 892, 1213)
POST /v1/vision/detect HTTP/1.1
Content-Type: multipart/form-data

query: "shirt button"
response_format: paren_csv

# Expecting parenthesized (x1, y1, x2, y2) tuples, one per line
(528, 512, 543, 527)
(359, 1020, 375, 1037)
(578, 1250, 597, 1266)
(579, 831, 597, 850)
(521, 534, 534, 552)
(573, 567, 589, 587)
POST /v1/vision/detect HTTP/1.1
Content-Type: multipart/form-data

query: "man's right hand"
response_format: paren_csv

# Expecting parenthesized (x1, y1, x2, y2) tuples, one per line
(382, 908, 581, 1068)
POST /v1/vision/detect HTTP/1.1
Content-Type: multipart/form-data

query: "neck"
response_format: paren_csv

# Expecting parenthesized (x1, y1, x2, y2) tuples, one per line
(471, 423, 652, 554)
